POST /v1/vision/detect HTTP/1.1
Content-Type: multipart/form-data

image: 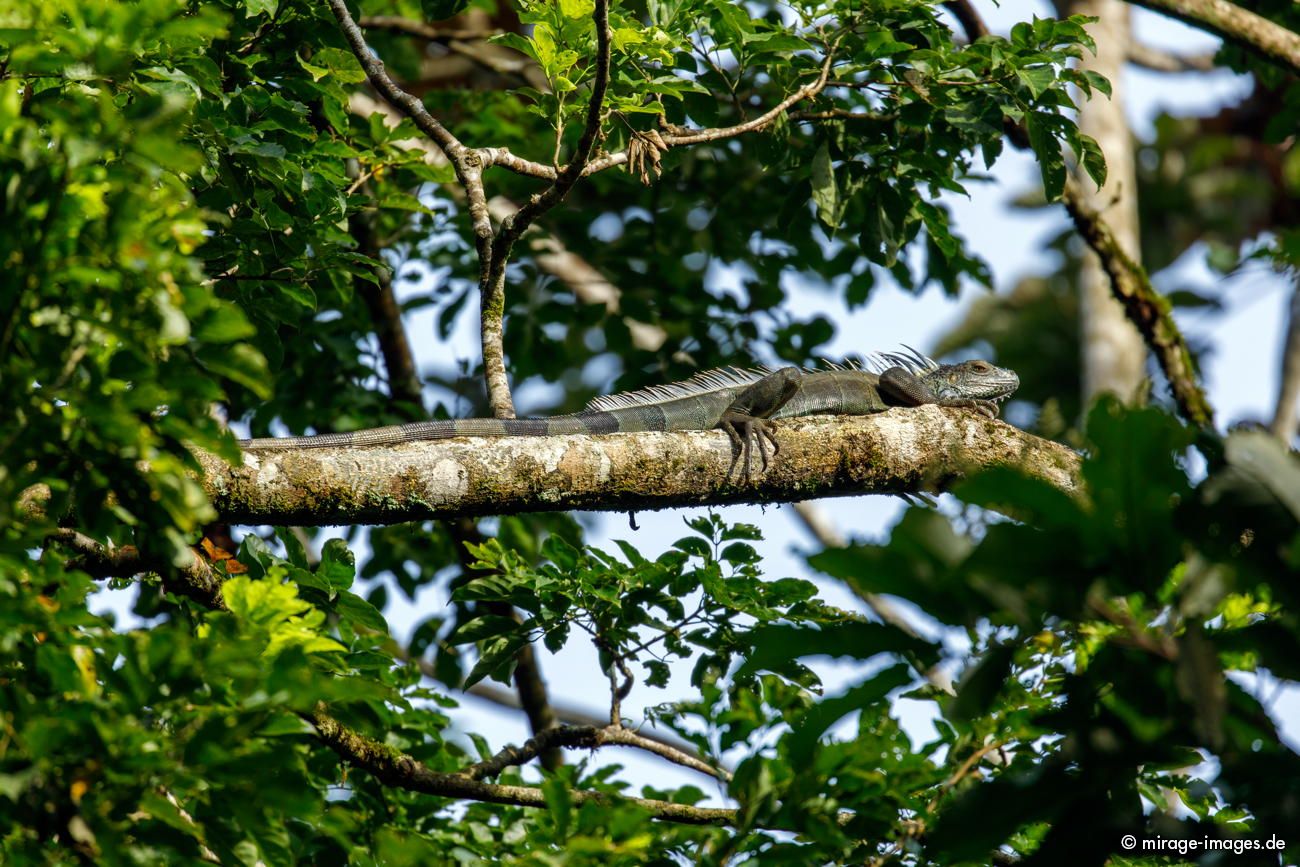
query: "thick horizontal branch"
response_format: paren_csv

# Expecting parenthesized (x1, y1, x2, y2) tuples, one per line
(1127, 0, 1300, 76)
(199, 408, 1081, 527)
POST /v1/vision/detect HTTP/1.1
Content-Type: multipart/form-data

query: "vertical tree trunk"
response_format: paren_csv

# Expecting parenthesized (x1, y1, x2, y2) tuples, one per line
(1068, 0, 1148, 402)
(1270, 281, 1300, 441)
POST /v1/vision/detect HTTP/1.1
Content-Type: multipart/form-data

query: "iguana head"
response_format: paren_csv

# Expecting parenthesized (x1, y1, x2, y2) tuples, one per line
(921, 358, 1020, 405)
(873, 347, 1021, 406)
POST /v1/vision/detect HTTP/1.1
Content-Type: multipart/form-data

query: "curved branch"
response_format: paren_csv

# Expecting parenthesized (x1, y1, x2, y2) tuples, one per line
(461, 723, 730, 781)
(1061, 178, 1214, 427)
(197, 409, 1082, 527)
(479, 47, 842, 180)
(325, 0, 468, 162)
(308, 709, 750, 826)
(1127, 0, 1300, 75)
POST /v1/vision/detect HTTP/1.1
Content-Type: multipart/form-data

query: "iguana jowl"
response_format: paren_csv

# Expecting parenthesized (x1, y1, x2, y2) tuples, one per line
(240, 348, 1020, 475)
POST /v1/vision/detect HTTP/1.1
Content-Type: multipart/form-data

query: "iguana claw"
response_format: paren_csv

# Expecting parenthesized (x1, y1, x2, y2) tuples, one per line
(719, 412, 781, 478)
(939, 397, 1000, 418)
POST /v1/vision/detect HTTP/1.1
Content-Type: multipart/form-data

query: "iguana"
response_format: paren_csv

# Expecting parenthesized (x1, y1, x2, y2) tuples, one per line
(240, 348, 1020, 476)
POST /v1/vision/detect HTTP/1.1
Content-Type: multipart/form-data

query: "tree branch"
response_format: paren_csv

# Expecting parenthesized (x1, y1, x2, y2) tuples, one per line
(1127, 0, 1300, 76)
(1126, 40, 1217, 72)
(199, 409, 1081, 526)
(460, 723, 730, 782)
(358, 15, 501, 42)
(479, 45, 842, 180)
(479, 0, 612, 420)
(308, 708, 754, 826)
(325, 0, 469, 162)
(944, 2, 1215, 427)
(47, 528, 229, 611)
(1061, 178, 1214, 427)
(462, 680, 725, 774)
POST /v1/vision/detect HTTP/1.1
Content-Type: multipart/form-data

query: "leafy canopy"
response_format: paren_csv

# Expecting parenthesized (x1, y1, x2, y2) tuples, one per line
(4, 0, 1299, 863)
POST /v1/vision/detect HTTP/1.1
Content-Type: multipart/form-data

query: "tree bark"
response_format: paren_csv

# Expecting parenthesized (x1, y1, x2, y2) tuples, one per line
(1270, 280, 1300, 441)
(197, 409, 1082, 527)
(1069, 0, 1149, 404)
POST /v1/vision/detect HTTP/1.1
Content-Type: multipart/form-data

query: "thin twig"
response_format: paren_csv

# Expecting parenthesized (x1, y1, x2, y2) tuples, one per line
(459, 723, 731, 782)
(480, 44, 842, 180)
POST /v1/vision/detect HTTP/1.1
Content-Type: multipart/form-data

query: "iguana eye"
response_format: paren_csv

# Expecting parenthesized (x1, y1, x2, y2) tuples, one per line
(971, 361, 990, 372)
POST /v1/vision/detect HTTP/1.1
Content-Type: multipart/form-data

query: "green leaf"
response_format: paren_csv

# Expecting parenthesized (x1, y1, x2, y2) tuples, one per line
(195, 343, 271, 398)
(194, 303, 257, 344)
(422, 0, 470, 21)
(811, 142, 839, 230)
(558, 0, 595, 19)
(739, 621, 938, 678)
(743, 32, 811, 54)
(242, 0, 278, 17)
(318, 538, 356, 594)
(1015, 65, 1056, 99)
(335, 591, 389, 634)
(1026, 112, 1066, 201)
(786, 663, 913, 762)
(222, 575, 346, 656)
(949, 643, 1017, 722)
(1077, 132, 1107, 189)
(464, 633, 528, 688)
(297, 48, 367, 84)
(450, 614, 522, 645)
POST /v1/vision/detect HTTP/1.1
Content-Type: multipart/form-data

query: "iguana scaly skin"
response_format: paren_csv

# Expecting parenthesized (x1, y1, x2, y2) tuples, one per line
(240, 349, 1019, 475)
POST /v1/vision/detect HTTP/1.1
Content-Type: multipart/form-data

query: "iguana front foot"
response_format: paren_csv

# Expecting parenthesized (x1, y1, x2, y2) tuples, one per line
(937, 397, 1000, 418)
(714, 367, 801, 478)
(719, 411, 781, 478)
